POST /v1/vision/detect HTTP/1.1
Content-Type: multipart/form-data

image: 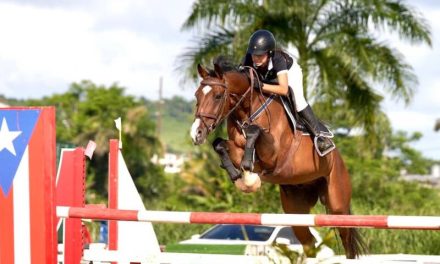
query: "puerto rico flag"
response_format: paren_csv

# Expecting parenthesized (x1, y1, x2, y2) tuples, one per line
(0, 107, 56, 264)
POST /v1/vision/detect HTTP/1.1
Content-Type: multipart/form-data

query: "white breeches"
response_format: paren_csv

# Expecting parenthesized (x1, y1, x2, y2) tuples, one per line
(287, 61, 308, 112)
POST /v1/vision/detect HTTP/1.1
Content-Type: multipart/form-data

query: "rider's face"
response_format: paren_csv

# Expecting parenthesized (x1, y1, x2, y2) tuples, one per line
(252, 53, 269, 67)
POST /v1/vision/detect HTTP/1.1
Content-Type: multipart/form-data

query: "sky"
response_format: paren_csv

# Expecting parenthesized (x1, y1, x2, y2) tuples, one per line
(0, 0, 438, 161)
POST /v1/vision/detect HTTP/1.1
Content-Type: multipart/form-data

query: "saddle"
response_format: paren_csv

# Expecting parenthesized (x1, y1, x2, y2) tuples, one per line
(281, 87, 308, 133)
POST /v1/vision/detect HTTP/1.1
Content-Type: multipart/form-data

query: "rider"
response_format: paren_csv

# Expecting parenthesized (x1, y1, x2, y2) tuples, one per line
(241, 29, 335, 156)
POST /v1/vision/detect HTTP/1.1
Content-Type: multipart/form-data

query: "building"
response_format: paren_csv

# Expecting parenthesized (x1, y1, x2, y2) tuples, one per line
(400, 164, 440, 188)
(151, 153, 187, 174)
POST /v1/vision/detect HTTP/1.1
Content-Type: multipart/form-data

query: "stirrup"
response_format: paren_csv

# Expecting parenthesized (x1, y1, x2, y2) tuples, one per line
(317, 130, 334, 138)
(313, 136, 336, 157)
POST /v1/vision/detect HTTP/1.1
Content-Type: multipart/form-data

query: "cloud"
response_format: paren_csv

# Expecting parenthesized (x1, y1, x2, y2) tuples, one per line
(364, 3, 440, 159)
(387, 110, 436, 131)
(0, 1, 194, 100)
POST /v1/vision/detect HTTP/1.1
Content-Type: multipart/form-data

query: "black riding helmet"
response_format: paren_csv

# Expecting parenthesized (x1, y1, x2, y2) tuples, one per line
(247, 29, 276, 56)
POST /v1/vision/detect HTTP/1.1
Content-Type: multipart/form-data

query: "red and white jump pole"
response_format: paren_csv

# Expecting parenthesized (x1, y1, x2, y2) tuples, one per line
(57, 206, 440, 230)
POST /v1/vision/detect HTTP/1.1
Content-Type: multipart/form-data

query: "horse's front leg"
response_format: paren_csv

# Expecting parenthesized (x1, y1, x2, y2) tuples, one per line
(238, 124, 263, 191)
(240, 124, 261, 171)
(212, 138, 241, 182)
(212, 137, 261, 193)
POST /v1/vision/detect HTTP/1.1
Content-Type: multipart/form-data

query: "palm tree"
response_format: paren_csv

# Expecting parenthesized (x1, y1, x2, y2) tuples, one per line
(178, 0, 431, 137)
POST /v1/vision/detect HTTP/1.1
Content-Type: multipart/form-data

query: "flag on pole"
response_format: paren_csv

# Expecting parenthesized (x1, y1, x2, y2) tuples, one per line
(84, 140, 97, 160)
(114, 117, 122, 149)
(0, 107, 57, 264)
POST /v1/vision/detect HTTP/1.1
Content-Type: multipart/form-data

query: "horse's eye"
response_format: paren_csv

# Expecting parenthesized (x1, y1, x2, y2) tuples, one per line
(215, 94, 223, 100)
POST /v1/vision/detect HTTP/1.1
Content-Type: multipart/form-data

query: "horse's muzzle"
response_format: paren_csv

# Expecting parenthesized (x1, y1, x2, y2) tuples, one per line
(190, 118, 208, 145)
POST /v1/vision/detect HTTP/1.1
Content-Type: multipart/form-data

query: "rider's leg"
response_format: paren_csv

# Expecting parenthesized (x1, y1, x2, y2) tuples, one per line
(288, 61, 308, 112)
(289, 61, 335, 156)
(240, 125, 261, 171)
(212, 138, 241, 182)
(298, 105, 335, 156)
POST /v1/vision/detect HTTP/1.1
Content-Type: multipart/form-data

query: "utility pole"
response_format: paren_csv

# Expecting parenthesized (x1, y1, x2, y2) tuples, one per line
(156, 77, 166, 152)
(157, 77, 163, 136)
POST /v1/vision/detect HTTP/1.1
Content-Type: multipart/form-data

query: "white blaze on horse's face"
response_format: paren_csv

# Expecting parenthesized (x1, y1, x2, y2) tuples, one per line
(190, 118, 202, 143)
(202, 85, 212, 95)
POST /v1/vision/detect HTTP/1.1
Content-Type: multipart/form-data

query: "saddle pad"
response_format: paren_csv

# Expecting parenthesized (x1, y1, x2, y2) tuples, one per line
(280, 96, 308, 134)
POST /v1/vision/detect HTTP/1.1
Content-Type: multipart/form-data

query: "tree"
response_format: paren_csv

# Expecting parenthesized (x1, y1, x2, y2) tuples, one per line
(26, 81, 166, 203)
(178, 0, 431, 139)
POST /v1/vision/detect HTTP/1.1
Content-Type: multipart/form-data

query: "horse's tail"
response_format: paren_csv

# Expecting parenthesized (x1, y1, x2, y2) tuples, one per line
(347, 208, 369, 258)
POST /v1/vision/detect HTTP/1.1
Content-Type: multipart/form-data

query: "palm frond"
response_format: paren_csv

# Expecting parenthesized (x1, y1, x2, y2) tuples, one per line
(365, 0, 432, 46)
(313, 24, 416, 105)
(311, 46, 382, 131)
(182, 0, 261, 31)
(311, 0, 431, 47)
(435, 119, 440, 132)
(174, 28, 236, 84)
(360, 42, 416, 104)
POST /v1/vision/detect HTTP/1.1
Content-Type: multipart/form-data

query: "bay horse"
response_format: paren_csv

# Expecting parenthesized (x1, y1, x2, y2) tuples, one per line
(190, 62, 366, 259)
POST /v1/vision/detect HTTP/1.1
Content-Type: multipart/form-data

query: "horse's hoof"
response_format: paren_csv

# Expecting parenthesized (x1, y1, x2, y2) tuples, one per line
(234, 178, 247, 192)
(243, 171, 260, 187)
(235, 179, 259, 193)
(234, 172, 261, 193)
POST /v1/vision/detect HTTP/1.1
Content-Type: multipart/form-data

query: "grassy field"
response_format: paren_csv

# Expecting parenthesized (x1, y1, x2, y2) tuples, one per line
(147, 96, 195, 154)
(164, 244, 247, 255)
(160, 115, 193, 153)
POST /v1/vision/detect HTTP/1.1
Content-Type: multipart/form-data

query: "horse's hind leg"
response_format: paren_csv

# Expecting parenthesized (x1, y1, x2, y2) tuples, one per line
(323, 151, 366, 259)
(212, 138, 241, 182)
(279, 184, 319, 257)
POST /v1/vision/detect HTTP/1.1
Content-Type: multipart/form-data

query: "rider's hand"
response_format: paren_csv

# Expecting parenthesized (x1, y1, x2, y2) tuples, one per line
(253, 78, 263, 90)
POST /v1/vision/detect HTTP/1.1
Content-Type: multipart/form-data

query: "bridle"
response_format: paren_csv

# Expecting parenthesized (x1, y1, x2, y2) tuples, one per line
(195, 68, 256, 133)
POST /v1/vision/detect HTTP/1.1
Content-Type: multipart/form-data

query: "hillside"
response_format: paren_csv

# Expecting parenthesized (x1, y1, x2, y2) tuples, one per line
(145, 96, 195, 153)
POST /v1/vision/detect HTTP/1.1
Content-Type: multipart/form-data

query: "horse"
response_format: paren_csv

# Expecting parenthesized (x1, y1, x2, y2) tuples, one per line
(190, 61, 366, 259)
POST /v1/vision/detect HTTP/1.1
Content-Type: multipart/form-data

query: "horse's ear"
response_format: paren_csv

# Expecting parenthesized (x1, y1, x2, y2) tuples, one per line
(214, 63, 223, 79)
(197, 64, 209, 79)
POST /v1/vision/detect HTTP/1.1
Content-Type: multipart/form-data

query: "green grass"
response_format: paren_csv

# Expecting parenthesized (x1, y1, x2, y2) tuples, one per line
(147, 97, 195, 154)
(164, 244, 247, 255)
(160, 115, 193, 153)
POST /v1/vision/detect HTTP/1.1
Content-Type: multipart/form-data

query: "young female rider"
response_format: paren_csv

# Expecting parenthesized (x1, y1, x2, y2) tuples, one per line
(242, 29, 335, 156)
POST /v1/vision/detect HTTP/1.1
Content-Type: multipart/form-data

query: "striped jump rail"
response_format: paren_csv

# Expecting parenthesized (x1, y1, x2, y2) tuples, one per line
(56, 207, 440, 230)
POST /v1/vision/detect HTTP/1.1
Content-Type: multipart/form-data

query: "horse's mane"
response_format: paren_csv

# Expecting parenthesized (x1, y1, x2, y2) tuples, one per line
(207, 56, 242, 77)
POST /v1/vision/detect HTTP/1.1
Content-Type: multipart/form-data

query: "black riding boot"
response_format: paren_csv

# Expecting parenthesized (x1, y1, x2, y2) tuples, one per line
(298, 105, 335, 156)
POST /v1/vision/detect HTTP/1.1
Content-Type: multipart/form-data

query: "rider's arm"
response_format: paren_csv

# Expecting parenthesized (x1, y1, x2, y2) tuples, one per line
(261, 72, 289, 96)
